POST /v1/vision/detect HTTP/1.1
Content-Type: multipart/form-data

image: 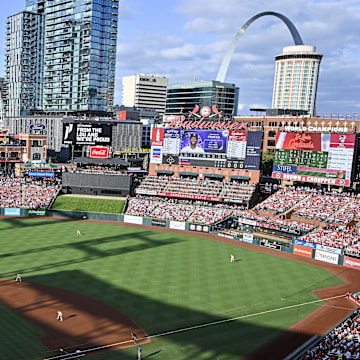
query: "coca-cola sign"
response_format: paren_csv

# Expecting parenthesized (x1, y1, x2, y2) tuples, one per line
(89, 146, 109, 159)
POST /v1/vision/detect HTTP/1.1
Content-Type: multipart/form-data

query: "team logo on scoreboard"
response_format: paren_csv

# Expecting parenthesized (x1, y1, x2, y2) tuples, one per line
(339, 179, 346, 186)
(166, 156, 175, 164)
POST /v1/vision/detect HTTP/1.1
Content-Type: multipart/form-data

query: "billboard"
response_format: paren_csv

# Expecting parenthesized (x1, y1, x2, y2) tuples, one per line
(89, 146, 109, 159)
(272, 132, 356, 186)
(63, 123, 112, 145)
(150, 128, 262, 170)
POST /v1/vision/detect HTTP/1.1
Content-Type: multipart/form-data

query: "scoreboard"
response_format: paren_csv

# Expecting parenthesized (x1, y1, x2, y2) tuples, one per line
(150, 129, 262, 170)
(274, 149, 328, 168)
(272, 132, 356, 186)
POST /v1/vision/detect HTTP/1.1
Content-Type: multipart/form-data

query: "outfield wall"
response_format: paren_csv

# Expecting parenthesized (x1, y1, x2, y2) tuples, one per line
(3, 208, 359, 271)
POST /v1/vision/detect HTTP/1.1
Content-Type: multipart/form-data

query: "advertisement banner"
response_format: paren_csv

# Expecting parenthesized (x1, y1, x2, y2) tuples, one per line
(136, 189, 157, 196)
(63, 123, 112, 145)
(156, 191, 221, 202)
(343, 256, 360, 270)
(4, 208, 21, 216)
(169, 221, 186, 231)
(28, 171, 55, 178)
(151, 128, 165, 147)
(123, 215, 143, 225)
(244, 131, 262, 170)
(293, 239, 317, 249)
(316, 244, 342, 255)
(89, 146, 109, 159)
(315, 250, 339, 264)
(150, 147, 163, 164)
(242, 233, 253, 243)
(238, 218, 257, 226)
(293, 245, 313, 258)
(28, 209, 47, 216)
(272, 172, 350, 186)
(275, 132, 328, 151)
(151, 219, 167, 228)
(259, 240, 281, 250)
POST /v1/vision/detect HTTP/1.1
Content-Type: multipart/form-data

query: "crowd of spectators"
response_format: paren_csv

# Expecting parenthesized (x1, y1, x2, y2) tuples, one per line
(254, 187, 310, 214)
(236, 211, 316, 233)
(125, 195, 243, 224)
(0, 176, 58, 209)
(292, 194, 352, 222)
(300, 309, 360, 359)
(325, 197, 360, 226)
(135, 175, 256, 203)
(300, 225, 360, 252)
(69, 165, 126, 175)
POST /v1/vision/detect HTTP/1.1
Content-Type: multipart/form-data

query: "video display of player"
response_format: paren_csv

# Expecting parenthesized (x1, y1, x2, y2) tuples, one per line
(179, 130, 227, 154)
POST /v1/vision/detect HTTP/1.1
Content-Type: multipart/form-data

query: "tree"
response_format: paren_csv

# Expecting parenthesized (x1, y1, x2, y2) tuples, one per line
(261, 151, 274, 176)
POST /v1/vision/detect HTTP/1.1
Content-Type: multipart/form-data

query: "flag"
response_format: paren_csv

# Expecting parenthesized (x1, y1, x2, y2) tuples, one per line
(354, 113, 359, 118)
(346, 113, 352, 119)
(331, 113, 337, 118)
(338, 113, 344, 118)
(324, 113, 330, 118)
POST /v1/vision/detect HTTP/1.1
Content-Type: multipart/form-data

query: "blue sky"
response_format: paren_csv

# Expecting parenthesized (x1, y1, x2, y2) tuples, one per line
(1, 0, 359, 116)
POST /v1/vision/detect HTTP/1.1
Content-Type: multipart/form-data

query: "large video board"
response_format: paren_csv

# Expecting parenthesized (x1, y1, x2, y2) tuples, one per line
(63, 123, 112, 145)
(272, 132, 356, 186)
(150, 129, 262, 170)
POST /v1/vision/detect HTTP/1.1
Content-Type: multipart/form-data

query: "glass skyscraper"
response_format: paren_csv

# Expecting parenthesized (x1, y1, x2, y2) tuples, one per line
(5, 0, 118, 116)
(166, 80, 239, 118)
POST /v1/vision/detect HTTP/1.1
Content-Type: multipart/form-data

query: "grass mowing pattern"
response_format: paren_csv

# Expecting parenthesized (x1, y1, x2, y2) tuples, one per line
(51, 196, 125, 214)
(0, 218, 343, 360)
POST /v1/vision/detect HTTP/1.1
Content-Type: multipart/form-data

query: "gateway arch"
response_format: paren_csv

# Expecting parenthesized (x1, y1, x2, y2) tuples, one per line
(216, 11, 303, 82)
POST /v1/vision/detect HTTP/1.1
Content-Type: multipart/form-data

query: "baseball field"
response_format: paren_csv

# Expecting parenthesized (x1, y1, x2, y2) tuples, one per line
(0, 217, 351, 360)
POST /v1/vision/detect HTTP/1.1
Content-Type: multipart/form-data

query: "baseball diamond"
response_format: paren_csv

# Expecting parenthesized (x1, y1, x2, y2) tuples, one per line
(0, 217, 359, 360)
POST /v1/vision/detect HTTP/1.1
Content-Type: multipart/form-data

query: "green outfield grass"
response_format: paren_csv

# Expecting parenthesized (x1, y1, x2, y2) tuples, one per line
(0, 218, 343, 360)
(51, 196, 125, 213)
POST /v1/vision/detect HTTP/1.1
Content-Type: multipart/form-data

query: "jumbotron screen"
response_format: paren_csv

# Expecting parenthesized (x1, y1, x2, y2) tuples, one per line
(150, 129, 262, 170)
(272, 132, 356, 186)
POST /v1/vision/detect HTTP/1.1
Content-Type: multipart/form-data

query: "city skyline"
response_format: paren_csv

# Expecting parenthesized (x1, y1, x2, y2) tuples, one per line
(0, 0, 359, 116)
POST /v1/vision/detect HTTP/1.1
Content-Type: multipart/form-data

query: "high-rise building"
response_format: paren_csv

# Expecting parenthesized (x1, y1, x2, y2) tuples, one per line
(272, 45, 322, 116)
(122, 75, 168, 116)
(166, 80, 239, 118)
(5, 0, 119, 116)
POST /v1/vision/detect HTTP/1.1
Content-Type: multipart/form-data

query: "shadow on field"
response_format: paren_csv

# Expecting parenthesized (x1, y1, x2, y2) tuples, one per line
(3, 270, 320, 360)
(0, 229, 180, 279)
(0, 217, 83, 231)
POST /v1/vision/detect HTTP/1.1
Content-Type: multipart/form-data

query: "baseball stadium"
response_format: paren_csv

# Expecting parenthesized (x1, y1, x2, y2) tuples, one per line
(1, 117, 360, 360)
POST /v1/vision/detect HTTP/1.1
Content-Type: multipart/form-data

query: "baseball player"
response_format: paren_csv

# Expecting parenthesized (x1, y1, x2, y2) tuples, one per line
(137, 346, 142, 360)
(230, 254, 235, 263)
(15, 273, 22, 282)
(76, 230, 82, 236)
(57, 310, 63, 322)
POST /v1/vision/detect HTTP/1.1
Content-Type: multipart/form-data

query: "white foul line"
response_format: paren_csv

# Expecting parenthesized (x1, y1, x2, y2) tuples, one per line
(43, 294, 346, 360)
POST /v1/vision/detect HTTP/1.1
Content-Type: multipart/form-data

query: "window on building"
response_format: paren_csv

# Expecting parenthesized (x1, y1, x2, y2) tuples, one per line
(268, 130, 276, 137)
(267, 140, 276, 147)
(32, 153, 41, 161)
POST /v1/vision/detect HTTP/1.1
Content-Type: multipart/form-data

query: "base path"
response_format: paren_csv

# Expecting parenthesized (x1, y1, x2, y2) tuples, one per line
(0, 279, 149, 355)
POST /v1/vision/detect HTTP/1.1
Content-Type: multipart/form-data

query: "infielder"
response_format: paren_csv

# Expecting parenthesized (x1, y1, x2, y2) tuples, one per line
(57, 310, 63, 322)
(16, 273, 22, 282)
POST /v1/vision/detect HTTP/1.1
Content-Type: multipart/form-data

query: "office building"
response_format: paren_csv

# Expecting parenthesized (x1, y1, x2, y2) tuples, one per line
(166, 80, 239, 118)
(5, 0, 119, 116)
(272, 45, 322, 116)
(122, 75, 168, 116)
